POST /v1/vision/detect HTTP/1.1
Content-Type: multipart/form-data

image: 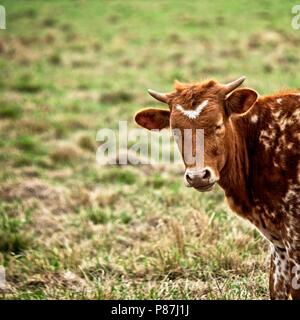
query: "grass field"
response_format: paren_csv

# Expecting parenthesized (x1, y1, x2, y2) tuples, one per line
(0, 0, 299, 299)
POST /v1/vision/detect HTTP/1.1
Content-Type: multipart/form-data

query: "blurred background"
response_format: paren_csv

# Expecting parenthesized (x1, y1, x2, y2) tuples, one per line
(0, 0, 299, 299)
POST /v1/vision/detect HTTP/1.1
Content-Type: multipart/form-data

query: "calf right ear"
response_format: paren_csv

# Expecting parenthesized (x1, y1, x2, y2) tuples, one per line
(135, 108, 170, 130)
(225, 88, 258, 116)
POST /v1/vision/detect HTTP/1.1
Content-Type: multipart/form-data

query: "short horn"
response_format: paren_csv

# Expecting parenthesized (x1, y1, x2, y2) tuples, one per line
(148, 89, 168, 104)
(224, 76, 246, 94)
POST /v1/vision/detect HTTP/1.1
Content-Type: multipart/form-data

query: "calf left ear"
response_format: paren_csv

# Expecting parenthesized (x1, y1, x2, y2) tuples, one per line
(225, 88, 258, 115)
(135, 108, 170, 130)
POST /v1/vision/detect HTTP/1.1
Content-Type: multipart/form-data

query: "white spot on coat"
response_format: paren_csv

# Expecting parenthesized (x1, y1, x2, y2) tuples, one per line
(251, 114, 258, 123)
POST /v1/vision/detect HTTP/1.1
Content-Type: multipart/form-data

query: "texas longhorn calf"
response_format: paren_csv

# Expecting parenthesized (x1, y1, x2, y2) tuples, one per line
(135, 76, 300, 299)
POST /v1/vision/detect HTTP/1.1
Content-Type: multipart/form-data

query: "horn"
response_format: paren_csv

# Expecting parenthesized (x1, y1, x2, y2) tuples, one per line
(224, 76, 246, 94)
(148, 89, 168, 104)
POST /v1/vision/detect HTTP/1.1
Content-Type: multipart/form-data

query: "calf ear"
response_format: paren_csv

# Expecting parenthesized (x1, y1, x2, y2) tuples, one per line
(225, 88, 258, 115)
(135, 108, 170, 130)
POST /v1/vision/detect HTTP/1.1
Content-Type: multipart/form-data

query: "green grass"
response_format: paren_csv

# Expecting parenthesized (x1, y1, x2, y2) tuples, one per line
(0, 0, 297, 299)
(0, 203, 33, 254)
(0, 101, 22, 119)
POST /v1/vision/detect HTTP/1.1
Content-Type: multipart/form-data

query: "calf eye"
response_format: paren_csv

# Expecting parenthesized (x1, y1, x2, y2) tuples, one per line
(215, 124, 223, 131)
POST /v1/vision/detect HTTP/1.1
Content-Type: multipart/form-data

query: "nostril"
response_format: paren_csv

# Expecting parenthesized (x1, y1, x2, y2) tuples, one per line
(202, 169, 211, 180)
(185, 173, 193, 183)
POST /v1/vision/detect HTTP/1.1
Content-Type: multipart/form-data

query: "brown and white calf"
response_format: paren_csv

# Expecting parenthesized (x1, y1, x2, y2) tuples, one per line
(135, 77, 300, 299)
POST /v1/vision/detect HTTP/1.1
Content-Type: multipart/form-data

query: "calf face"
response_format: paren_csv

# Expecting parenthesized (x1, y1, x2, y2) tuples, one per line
(135, 77, 258, 191)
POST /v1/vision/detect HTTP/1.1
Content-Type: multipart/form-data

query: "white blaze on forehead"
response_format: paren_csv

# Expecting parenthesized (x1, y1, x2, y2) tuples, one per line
(176, 100, 208, 119)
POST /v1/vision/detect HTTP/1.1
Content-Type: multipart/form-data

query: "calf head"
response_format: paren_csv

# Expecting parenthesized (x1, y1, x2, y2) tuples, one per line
(135, 77, 258, 191)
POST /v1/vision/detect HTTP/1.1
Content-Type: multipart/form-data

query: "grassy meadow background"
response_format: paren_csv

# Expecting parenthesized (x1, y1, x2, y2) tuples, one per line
(0, 0, 299, 299)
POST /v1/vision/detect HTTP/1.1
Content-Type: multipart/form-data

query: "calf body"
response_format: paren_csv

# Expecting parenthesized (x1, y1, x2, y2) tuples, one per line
(135, 77, 300, 299)
(221, 93, 300, 299)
